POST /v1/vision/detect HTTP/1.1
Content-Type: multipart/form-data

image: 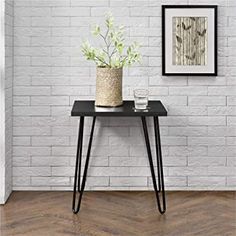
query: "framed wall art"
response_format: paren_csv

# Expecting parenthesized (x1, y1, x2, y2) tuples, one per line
(162, 5, 217, 76)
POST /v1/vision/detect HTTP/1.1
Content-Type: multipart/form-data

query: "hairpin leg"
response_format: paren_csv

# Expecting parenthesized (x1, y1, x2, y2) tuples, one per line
(141, 116, 166, 214)
(153, 116, 166, 214)
(72, 116, 96, 214)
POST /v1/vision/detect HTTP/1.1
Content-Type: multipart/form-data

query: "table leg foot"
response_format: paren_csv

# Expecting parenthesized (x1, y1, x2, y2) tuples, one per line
(141, 116, 166, 214)
(72, 116, 96, 214)
(153, 116, 166, 214)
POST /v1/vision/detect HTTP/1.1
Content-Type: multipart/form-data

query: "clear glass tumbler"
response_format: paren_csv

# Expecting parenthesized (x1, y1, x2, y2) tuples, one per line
(134, 89, 149, 110)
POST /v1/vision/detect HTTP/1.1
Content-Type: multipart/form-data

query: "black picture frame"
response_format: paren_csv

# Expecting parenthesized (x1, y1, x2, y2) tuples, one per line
(162, 5, 218, 76)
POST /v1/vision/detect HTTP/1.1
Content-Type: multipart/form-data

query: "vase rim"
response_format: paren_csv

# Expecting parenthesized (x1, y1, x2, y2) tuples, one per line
(97, 67, 123, 69)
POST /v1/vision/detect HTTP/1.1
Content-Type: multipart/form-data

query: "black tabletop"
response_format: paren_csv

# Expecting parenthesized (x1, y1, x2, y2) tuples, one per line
(71, 101, 167, 117)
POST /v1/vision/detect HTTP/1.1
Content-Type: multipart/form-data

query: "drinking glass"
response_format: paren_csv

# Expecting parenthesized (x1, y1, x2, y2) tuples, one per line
(134, 89, 149, 110)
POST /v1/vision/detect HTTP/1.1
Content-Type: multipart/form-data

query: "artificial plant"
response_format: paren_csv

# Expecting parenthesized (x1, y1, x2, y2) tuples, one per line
(81, 13, 141, 68)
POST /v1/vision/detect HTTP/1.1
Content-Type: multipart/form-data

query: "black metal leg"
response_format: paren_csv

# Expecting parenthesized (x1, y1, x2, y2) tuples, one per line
(72, 116, 96, 214)
(153, 116, 166, 214)
(72, 116, 84, 210)
(141, 116, 166, 214)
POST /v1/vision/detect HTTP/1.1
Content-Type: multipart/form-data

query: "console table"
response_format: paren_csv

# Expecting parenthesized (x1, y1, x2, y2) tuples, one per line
(71, 100, 167, 214)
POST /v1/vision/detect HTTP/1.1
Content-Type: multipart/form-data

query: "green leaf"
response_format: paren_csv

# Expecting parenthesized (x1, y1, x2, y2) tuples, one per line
(117, 43, 124, 54)
(105, 12, 114, 29)
(127, 46, 131, 54)
(92, 25, 100, 36)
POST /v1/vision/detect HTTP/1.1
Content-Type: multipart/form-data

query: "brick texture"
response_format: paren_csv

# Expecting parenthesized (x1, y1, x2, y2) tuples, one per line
(12, 0, 236, 190)
(1, 0, 13, 203)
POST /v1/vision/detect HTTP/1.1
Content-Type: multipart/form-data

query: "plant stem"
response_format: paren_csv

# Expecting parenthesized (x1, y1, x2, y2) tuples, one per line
(94, 56, 110, 67)
(121, 55, 128, 66)
(99, 25, 114, 65)
(109, 47, 117, 63)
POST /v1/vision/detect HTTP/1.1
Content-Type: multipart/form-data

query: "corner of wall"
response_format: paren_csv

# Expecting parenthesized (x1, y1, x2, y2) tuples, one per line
(0, 0, 13, 204)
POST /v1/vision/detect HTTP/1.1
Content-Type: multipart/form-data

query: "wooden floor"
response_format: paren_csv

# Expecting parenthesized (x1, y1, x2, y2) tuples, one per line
(0, 191, 236, 236)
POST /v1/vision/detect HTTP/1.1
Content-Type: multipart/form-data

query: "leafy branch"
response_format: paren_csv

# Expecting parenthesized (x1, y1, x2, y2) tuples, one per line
(81, 13, 141, 68)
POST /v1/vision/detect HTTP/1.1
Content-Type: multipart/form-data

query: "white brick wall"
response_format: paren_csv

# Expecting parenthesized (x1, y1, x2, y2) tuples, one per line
(11, 0, 236, 191)
(5, 0, 13, 197)
(1, 0, 13, 203)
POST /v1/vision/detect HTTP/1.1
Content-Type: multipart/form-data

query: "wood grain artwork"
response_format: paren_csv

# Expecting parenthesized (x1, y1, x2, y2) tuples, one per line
(173, 17, 208, 66)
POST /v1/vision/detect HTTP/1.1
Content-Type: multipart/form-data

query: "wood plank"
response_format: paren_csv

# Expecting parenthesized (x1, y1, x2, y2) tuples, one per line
(0, 191, 236, 236)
